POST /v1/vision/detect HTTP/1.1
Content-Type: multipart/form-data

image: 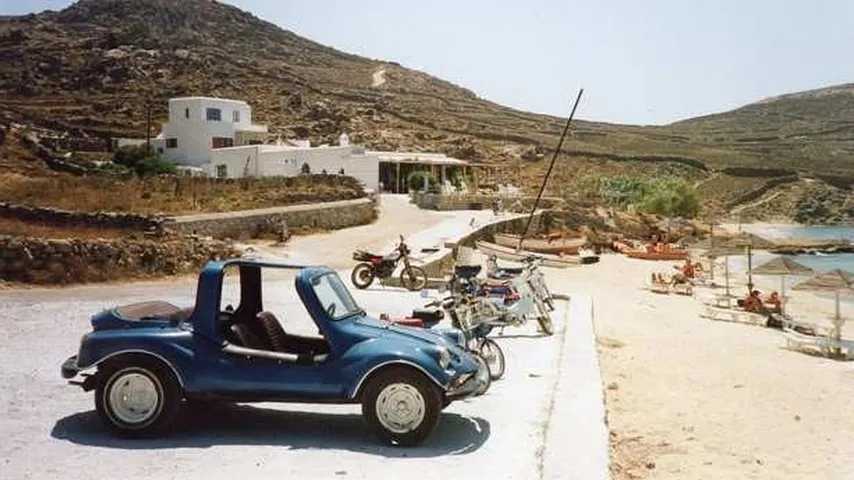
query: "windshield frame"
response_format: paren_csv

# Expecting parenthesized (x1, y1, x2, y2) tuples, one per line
(310, 271, 363, 320)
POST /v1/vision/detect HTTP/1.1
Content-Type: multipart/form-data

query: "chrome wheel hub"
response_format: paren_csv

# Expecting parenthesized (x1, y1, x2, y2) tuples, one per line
(375, 383, 425, 434)
(108, 371, 160, 425)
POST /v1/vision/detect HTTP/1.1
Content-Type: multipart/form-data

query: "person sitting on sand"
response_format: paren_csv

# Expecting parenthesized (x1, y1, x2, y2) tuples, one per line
(764, 291, 782, 314)
(675, 259, 696, 279)
(741, 290, 765, 314)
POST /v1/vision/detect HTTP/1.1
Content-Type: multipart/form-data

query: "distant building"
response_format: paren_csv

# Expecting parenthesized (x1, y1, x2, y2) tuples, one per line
(151, 97, 269, 166)
(128, 97, 473, 192)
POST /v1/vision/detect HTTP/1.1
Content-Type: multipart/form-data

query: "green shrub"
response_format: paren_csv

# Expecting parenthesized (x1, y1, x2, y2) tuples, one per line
(407, 171, 438, 192)
(594, 175, 700, 218)
(112, 145, 175, 177)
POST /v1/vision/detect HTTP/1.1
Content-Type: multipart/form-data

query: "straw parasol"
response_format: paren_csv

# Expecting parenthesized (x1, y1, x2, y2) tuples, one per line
(793, 269, 854, 343)
(719, 233, 776, 292)
(752, 257, 814, 314)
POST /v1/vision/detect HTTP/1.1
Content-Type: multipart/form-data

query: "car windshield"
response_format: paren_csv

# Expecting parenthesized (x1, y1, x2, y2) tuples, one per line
(311, 272, 362, 319)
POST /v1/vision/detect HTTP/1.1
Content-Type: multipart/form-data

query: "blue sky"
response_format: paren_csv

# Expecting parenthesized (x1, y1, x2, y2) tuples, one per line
(5, 0, 854, 125)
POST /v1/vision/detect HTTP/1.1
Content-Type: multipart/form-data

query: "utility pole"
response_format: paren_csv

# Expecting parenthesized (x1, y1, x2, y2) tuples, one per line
(145, 100, 152, 154)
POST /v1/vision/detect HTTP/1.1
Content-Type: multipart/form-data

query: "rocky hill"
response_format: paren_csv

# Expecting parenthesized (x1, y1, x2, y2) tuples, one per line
(0, 0, 852, 222)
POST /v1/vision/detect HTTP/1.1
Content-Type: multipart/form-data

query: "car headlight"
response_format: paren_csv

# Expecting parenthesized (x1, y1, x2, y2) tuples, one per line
(436, 347, 451, 369)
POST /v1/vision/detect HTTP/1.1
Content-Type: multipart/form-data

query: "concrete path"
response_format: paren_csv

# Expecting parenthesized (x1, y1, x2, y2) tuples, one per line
(0, 196, 609, 480)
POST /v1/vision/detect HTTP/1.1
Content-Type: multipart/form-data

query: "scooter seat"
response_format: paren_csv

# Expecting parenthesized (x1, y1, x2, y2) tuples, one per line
(500, 267, 524, 275)
(454, 265, 482, 279)
(412, 309, 444, 323)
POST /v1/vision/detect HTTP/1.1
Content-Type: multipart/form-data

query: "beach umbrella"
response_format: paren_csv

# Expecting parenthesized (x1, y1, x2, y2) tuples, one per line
(720, 233, 776, 292)
(752, 257, 814, 314)
(704, 245, 743, 297)
(793, 269, 854, 344)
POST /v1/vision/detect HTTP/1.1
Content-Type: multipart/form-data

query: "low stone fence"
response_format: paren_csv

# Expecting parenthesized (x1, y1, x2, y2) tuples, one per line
(167, 198, 378, 239)
(0, 235, 236, 284)
(0, 202, 164, 232)
(411, 193, 565, 212)
(418, 213, 546, 278)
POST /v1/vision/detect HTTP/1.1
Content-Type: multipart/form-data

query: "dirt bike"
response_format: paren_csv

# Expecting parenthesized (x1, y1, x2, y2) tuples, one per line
(351, 235, 428, 291)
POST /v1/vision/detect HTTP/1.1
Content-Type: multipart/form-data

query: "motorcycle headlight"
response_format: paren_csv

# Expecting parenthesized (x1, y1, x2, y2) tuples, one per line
(436, 347, 451, 369)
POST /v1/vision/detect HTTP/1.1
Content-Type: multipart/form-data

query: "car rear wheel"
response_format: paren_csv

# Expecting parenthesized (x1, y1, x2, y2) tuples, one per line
(361, 366, 441, 446)
(351, 263, 375, 289)
(95, 354, 181, 437)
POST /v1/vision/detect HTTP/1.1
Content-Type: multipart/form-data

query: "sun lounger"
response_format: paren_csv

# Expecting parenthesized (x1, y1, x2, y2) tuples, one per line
(701, 305, 767, 326)
(645, 279, 671, 294)
(783, 329, 854, 360)
(671, 282, 693, 296)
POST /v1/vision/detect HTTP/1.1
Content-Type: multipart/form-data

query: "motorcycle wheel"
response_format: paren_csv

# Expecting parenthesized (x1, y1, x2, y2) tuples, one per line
(351, 263, 375, 289)
(479, 338, 505, 381)
(400, 266, 428, 291)
(537, 314, 554, 336)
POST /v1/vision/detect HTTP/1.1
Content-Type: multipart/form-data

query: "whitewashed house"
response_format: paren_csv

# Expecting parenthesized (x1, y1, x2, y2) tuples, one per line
(151, 97, 268, 166)
(141, 97, 471, 192)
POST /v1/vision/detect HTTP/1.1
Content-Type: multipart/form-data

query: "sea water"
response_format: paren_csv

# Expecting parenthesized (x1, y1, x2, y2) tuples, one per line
(723, 225, 854, 305)
(735, 224, 854, 273)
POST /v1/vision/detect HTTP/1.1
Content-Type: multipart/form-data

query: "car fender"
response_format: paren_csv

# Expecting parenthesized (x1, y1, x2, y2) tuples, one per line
(342, 339, 450, 399)
(75, 329, 194, 388)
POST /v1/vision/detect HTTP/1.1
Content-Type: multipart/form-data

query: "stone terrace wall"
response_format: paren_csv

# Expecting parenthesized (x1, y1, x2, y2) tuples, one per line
(168, 198, 378, 239)
(411, 193, 565, 212)
(0, 202, 164, 232)
(0, 235, 236, 284)
(418, 213, 546, 277)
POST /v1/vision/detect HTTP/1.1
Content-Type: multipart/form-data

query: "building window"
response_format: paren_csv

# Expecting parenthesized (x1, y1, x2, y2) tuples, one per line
(157, 147, 164, 154)
(166, 138, 178, 149)
(212, 137, 234, 149)
(206, 108, 222, 121)
(184, 107, 190, 119)
(233, 110, 240, 123)
(216, 165, 228, 179)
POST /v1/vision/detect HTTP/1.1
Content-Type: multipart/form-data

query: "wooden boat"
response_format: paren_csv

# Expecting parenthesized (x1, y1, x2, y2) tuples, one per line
(493, 233, 586, 255)
(624, 249, 689, 261)
(475, 240, 598, 268)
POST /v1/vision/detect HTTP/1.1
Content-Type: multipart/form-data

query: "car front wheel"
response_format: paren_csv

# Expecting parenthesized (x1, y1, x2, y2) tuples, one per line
(361, 366, 441, 446)
(95, 354, 181, 437)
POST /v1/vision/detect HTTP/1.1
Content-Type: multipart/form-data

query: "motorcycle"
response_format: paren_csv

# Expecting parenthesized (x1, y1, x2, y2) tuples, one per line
(486, 254, 555, 312)
(450, 263, 554, 335)
(351, 235, 428, 291)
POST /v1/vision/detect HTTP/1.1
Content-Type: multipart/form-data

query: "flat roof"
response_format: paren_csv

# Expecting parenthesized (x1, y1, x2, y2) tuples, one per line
(169, 97, 249, 105)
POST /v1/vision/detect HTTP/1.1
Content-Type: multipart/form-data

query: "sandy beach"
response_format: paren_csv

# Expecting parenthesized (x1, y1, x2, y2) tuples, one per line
(557, 254, 854, 479)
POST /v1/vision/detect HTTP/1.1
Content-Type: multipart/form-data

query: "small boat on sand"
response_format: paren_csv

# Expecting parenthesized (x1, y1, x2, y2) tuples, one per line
(624, 249, 689, 261)
(475, 241, 598, 268)
(493, 233, 586, 255)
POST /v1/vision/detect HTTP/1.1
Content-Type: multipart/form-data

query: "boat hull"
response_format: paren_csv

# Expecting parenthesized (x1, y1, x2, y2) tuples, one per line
(493, 233, 585, 254)
(475, 241, 589, 268)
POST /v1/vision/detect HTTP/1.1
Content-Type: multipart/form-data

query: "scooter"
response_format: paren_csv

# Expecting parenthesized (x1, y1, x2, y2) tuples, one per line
(351, 235, 427, 291)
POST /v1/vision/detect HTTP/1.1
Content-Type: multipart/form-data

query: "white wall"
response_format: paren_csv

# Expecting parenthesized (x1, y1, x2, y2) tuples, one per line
(159, 98, 265, 167)
(206, 145, 380, 190)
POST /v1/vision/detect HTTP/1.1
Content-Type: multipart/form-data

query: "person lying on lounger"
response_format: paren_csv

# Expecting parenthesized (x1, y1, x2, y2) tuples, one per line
(763, 291, 782, 314)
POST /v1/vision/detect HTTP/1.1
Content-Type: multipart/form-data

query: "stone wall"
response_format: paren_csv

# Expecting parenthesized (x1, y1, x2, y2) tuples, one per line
(0, 235, 236, 284)
(418, 213, 546, 277)
(0, 202, 164, 232)
(411, 193, 565, 212)
(167, 197, 378, 239)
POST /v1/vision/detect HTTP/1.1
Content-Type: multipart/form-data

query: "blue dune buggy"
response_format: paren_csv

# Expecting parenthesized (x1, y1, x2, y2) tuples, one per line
(61, 259, 488, 446)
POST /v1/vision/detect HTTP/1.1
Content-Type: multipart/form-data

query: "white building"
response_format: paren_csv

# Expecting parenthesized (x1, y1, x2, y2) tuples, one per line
(151, 97, 268, 167)
(143, 97, 471, 192)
